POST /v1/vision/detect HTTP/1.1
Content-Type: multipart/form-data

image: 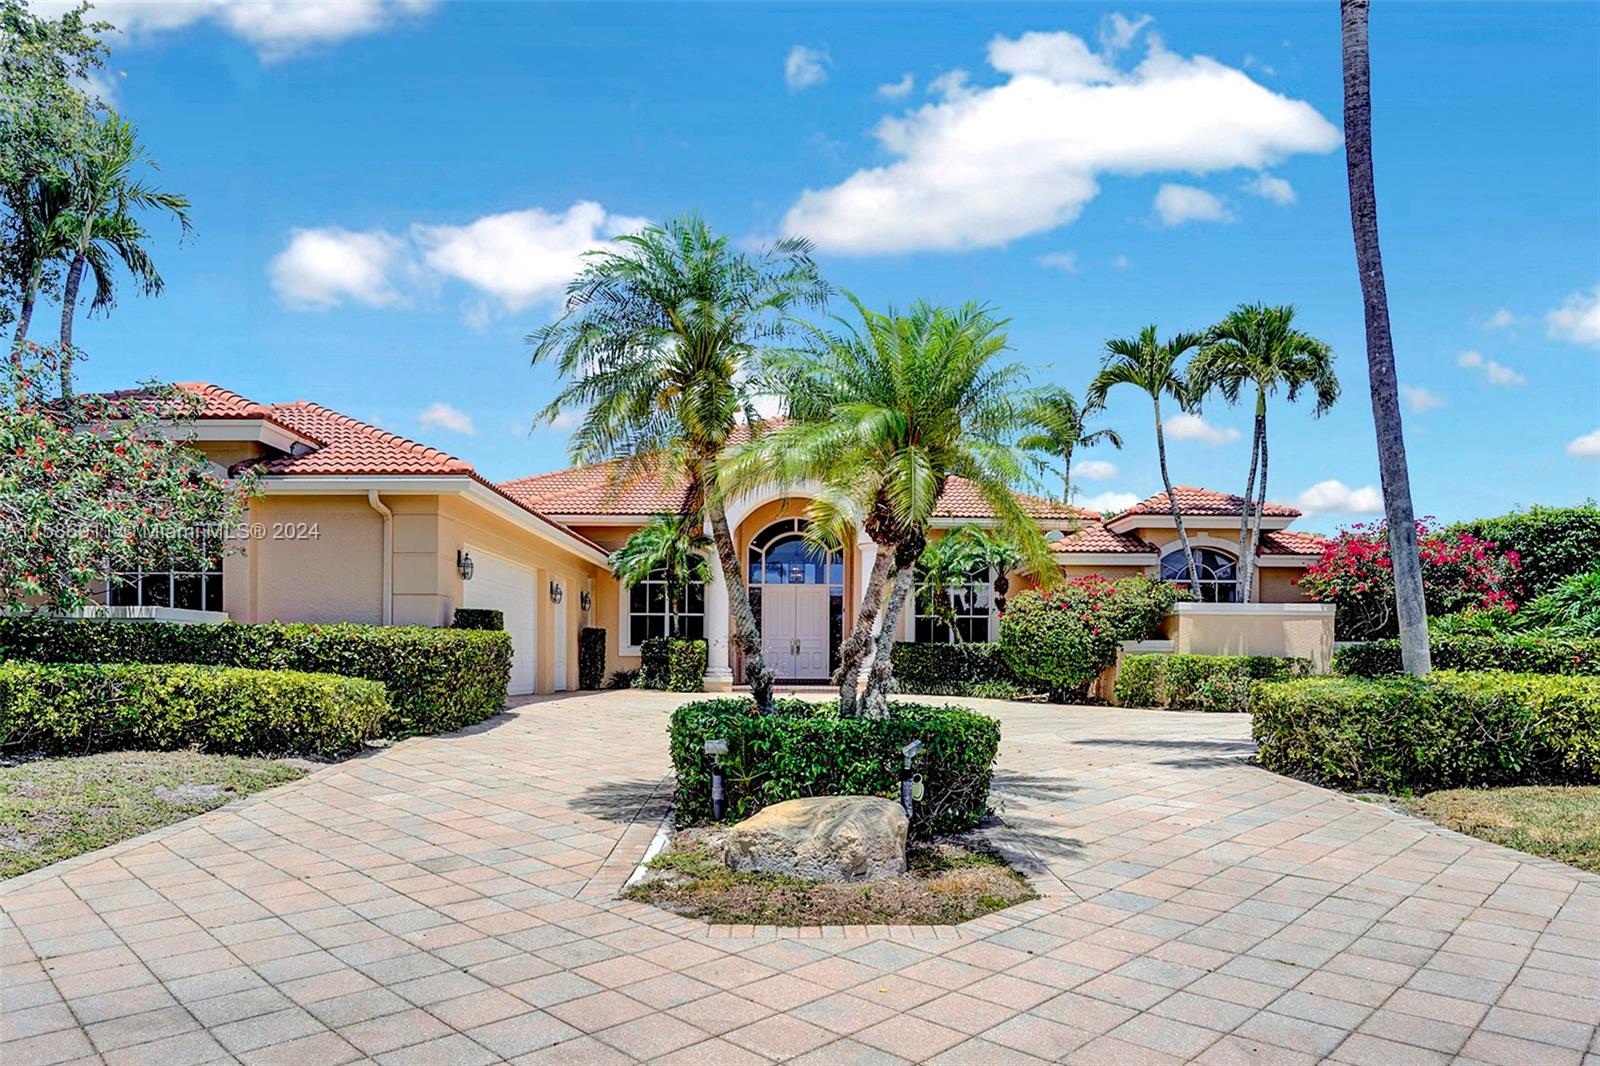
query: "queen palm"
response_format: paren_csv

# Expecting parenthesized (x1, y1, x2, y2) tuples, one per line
(529, 214, 828, 709)
(1342, 0, 1430, 674)
(1190, 304, 1338, 602)
(1087, 326, 1204, 596)
(607, 513, 712, 639)
(726, 296, 1056, 716)
(1018, 387, 1122, 505)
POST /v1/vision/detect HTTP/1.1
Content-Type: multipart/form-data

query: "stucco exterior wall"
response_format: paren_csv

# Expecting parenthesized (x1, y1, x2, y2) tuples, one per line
(239, 494, 384, 624)
(1256, 566, 1311, 603)
(1169, 603, 1335, 672)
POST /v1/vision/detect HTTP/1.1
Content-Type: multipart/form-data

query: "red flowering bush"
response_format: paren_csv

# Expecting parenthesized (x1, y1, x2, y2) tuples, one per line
(999, 576, 1188, 701)
(1298, 519, 1521, 641)
(0, 344, 256, 609)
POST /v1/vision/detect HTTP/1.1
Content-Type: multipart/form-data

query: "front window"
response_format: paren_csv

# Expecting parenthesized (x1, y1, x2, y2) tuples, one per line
(1161, 547, 1239, 602)
(915, 567, 993, 643)
(628, 568, 705, 647)
(106, 559, 224, 612)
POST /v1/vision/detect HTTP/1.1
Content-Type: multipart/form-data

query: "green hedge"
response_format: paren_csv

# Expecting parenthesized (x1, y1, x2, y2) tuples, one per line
(1252, 671, 1600, 792)
(0, 662, 387, 759)
(579, 627, 607, 690)
(1335, 633, 1600, 678)
(890, 642, 1026, 698)
(451, 608, 504, 631)
(669, 698, 1001, 836)
(637, 636, 706, 691)
(1000, 579, 1185, 701)
(1116, 654, 1312, 712)
(0, 617, 511, 736)
(1448, 504, 1600, 598)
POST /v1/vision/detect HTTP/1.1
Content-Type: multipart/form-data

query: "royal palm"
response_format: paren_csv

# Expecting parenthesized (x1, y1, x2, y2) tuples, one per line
(1019, 387, 1122, 505)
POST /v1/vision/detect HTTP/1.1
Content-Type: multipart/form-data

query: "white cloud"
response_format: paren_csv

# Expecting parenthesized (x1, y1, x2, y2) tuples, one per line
(418, 402, 474, 436)
(1456, 349, 1526, 386)
(413, 201, 649, 313)
(877, 73, 915, 99)
(1165, 412, 1239, 444)
(1112, 254, 1133, 270)
(1036, 251, 1079, 273)
(1243, 171, 1295, 205)
(785, 45, 830, 91)
(1295, 480, 1383, 516)
(926, 69, 972, 100)
(1097, 12, 1154, 54)
(1077, 490, 1140, 514)
(1153, 183, 1233, 227)
(269, 227, 407, 309)
(780, 24, 1337, 254)
(1399, 384, 1445, 413)
(1567, 429, 1600, 460)
(547, 409, 582, 431)
(1074, 459, 1118, 481)
(1483, 307, 1517, 329)
(1546, 285, 1600, 348)
(33, 0, 435, 61)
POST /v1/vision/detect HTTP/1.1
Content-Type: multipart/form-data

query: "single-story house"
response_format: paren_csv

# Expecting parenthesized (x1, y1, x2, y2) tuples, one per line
(104, 384, 1329, 694)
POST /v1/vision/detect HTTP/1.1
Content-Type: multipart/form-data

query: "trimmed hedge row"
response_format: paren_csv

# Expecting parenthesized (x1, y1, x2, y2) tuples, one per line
(1252, 671, 1600, 793)
(1334, 633, 1600, 678)
(579, 627, 607, 690)
(890, 642, 1026, 699)
(1115, 654, 1312, 712)
(0, 617, 511, 736)
(0, 661, 388, 759)
(638, 637, 706, 692)
(451, 608, 504, 631)
(669, 697, 1001, 836)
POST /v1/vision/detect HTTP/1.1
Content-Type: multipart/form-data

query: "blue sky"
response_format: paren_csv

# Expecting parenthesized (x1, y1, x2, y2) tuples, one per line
(44, 0, 1600, 527)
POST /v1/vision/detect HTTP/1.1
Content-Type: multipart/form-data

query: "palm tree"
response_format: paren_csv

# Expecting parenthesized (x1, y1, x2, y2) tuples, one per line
(1341, 0, 1431, 675)
(529, 214, 828, 709)
(1190, 304, 1338, 602)
(913, 534, 972, 641)
(1018, 387, 1123, 505)
(953, 526, 1023, 612)
(1087, 326, 1204, 596)
(608, 513, 712, 638)
(726, 296, 1056, 716)
(51, 113, 191, 400)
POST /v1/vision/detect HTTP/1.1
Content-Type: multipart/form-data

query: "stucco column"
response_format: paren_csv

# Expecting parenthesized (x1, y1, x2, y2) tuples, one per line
(856, 540, 877, 610)
(703, 521, 734, 692)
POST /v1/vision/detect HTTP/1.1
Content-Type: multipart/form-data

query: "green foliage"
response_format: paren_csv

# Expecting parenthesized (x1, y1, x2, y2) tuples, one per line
(891, 642, 1024, 698)
(1448, 504, 1600, 599)
(667, 638, 707, 692)
(638, 636, 669, 689)
(1000, 577, 1185, 700)
(606, 669, 639, 690)
(607, 513, 711, 636)
(1114, 653, 1312, 712)
(1252, 671, 1600, 792)
(579, 627, 607, 689)
(0, 617, 511, 736)
(1335, 633, 1600, 678)
(0, 661, 386, 759)
(451, 608, 503, 631)
(1520, 570, 1600, 638)
(668, 697, 1001, 836)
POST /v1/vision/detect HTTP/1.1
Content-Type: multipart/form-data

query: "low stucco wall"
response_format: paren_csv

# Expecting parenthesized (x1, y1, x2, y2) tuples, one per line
(1168, 603, 1335, 672)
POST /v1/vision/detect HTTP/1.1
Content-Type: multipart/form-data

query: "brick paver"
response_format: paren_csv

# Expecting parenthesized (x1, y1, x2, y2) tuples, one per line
(3, 691, 1596, 1064)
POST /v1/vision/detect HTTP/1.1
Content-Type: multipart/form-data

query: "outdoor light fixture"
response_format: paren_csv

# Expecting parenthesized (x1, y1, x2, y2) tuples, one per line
(705, 738, 729, 820)
(579, 590, 592, 613)
(549, 581, 563, 604)
(456, 550, 474, 581)
(900, 739, 924, 820)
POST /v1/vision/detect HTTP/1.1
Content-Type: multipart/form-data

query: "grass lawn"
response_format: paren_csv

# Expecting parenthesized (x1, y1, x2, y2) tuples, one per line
(0, 751, 308, 879)
(624, 835, 1037, 925)
(1406, 785, 1600, 873)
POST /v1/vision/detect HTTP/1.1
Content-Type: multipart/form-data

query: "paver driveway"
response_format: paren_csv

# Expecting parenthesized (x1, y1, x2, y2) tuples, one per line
(3, 691, 1596, 1066)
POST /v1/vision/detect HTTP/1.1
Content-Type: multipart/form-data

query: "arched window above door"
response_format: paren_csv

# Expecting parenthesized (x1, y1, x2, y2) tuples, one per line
(1161, 546, 1240, 602)
(747, 519, 844, 586)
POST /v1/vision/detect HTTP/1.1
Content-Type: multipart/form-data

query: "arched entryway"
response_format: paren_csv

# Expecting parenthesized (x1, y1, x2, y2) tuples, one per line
(747, 518, 844, 680)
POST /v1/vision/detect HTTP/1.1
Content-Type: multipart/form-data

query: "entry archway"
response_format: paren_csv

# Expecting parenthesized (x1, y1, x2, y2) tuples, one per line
(746, 518, 844, 680)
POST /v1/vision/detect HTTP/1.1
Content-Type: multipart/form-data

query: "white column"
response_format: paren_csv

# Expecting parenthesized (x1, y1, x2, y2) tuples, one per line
(857, 540, 878, 612)
(703, 521, 734, 691)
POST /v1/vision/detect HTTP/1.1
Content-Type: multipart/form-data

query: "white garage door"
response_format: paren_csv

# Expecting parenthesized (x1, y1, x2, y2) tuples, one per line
(462, 548, 537, 696)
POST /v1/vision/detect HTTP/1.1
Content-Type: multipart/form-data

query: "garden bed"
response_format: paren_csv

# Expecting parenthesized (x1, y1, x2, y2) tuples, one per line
(623, 826, 1036, 925)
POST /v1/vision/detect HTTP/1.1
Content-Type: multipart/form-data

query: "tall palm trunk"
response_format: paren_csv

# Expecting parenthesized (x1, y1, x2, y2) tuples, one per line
(836, 543, 895, 716)
(1061, 441, 1076, 504)
(862, 535, 922, 719)
(1244, 415, 1270, 602)
(1236, 389, 1266, 602)
(57, 250, 87, 403)
(1342, 0, 1430, 674)
(1154, 398, 1201, 596)
(699, 461, 776, 707)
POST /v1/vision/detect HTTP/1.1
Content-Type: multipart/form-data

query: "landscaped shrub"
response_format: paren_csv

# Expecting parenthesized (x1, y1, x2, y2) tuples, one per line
(1000, 577, 1185, 701)
(1335, 633, 1600, 678)
(1449, 504, 1600, 598)
(891, 642, 1025, 698)
(1114, 653, 1311, 712)
(1252, 671, 1600, 792)
(451, 608, 504, 631)
(579, 627, 607, 689)
(1298, 519, 1522, 640)
(669, 697, 1001, 835)
(0, 662, 387, 759)
(1519, 570, 1600, 638)
(0, 617, 511, 736)
(638, 637, 668, 689)
(667, 638, 707, 692)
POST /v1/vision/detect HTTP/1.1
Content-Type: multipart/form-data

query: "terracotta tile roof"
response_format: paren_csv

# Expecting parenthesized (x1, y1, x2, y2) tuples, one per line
(933, 478, 1086, 520)
(1119, 486, 1300, 519)
(248, 402, 474, 476)
(500, 460, 695, 516)
(1256, 529, 1329, 556)
(1050, 521, 1159, 556)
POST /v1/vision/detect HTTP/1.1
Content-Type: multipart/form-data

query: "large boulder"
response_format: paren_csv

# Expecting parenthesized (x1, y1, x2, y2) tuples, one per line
(722, 796, 908, 882)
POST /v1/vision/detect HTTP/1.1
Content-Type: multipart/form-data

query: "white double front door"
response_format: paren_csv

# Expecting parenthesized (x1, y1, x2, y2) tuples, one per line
(760, 585, 831, 680)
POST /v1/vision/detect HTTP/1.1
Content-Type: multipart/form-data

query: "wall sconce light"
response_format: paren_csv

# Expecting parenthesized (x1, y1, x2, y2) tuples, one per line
(579, 590, 592, 613)
(549, 581, 564, 604)
(456, 550, 474, 581)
